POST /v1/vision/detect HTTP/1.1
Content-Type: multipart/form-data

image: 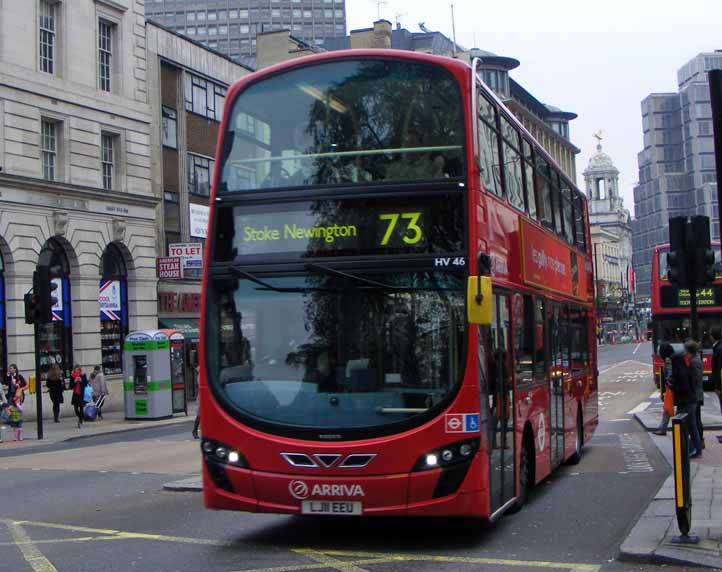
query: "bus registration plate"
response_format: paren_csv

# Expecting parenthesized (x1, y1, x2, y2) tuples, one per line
(301, 500, 362, 515)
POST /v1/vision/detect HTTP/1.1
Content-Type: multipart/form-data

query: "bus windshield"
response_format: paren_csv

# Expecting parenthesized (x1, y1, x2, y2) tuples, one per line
(204, 271, 465, 433)
(219, 59, 465, 192)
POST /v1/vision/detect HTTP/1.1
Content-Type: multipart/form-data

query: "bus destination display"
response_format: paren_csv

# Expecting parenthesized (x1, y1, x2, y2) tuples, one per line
(660, 285, 722, 308)
(222, 197, 464, 258)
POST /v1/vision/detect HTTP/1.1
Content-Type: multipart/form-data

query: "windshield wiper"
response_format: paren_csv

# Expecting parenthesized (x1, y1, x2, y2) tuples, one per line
(228, 267, 306, 293)
(305, 263, 400, 290)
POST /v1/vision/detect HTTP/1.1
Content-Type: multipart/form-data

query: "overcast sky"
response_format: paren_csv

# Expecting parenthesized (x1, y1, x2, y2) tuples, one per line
(347, 0, 722, 216)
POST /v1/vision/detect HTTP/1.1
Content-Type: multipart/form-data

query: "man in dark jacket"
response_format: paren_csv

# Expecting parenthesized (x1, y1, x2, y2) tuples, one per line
(681, 341, 703, 457)
(712, 328, 722, 442)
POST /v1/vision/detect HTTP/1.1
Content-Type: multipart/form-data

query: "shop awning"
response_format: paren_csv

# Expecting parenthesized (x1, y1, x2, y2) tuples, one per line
(158, 318, 200, 339)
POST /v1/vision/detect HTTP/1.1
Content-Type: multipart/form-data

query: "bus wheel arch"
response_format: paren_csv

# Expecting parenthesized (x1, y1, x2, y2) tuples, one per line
(509, 423, 535, 513)
(567, 405, 584, 465)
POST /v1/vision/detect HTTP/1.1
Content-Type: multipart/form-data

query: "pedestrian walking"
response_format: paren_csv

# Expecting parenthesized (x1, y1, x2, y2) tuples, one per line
(682, 340, 704, 458)
(713, 328, 722, 444)
(46, 362, 64, 423)
(90, 365, 109, 419)
(69, 365, 89, 428)
(653, 342, 675, 436)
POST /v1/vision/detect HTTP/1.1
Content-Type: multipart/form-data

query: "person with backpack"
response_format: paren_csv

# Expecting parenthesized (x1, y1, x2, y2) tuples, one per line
(69, 365, 89, 428)
(679, 341, 703, 458)
(653, 342, 675, 436)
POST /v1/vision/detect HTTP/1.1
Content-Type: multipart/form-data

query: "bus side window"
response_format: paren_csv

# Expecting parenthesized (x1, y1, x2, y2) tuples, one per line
(535, 157, 554, 230)
(522, 141, 537, 220)
(573, 194, 587, 250)
(533, 298, 546, 385)
(550, 170, 563, 237)
(477, 91, 502, 197)
(514, 293, 534, 388)
(561, 184, 575, 245)
(500, 117, 524, 212)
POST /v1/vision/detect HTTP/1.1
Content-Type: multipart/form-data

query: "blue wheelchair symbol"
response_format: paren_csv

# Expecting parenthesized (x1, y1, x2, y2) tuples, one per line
(465, 414, 479, 432)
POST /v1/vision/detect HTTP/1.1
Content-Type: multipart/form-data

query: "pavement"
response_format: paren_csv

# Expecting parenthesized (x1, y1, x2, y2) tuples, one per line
(0, 401, 197, 449)
(621, 391, 722, 569)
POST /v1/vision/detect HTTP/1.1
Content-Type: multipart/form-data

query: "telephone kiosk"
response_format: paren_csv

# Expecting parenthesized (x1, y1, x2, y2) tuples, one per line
(123, 329, 187, 420)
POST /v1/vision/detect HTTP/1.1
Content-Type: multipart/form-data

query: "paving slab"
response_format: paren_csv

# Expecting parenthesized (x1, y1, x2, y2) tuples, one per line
(619, 429, 722, 569)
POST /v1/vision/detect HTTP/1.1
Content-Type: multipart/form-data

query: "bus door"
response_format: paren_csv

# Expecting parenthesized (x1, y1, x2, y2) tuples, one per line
(487, 292, 515, 512)
(548, 303, 565, 468)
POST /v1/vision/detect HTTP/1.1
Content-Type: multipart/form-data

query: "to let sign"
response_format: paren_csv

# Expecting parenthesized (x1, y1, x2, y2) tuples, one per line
(157, 257, 182, 279)
(168, 243, 203, 270)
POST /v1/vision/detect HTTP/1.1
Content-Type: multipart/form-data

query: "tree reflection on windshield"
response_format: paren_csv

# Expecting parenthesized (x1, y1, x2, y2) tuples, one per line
(206, 272, 465, 430)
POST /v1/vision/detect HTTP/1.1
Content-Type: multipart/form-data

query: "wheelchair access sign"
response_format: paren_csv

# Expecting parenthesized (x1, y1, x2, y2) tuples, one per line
(445, 413, 480, 433)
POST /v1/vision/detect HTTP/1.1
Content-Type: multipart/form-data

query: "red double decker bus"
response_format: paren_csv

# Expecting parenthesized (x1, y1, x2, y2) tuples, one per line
(200, 50, 598, 519)
(650, 243, 722, 390)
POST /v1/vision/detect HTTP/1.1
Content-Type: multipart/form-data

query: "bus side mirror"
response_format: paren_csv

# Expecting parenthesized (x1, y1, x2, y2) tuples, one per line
(467, 276, 492, 325)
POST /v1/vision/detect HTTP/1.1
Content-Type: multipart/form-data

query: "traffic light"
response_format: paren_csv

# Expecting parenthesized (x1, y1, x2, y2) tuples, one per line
(667, 249, 689, 288)
(24, 291, 39, 324)
(33, 267, 58, 324)
(692, 246, 716, 287)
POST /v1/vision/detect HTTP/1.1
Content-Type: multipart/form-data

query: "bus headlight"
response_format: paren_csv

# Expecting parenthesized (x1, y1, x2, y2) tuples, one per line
(201, 439, 248, 468)
(413, 438, 479, 471)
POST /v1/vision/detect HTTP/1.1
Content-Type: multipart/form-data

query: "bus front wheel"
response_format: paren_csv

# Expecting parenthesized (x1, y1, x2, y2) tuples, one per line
(509, 430, 534, 513)
(567, 409, 584, 465)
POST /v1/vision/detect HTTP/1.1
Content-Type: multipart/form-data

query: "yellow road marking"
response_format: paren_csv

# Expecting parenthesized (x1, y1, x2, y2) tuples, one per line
(3, 520, 58, 572)
(1, 519, 602, 572)
(231, 548, 601, 572)
(5, 519, 233, 547)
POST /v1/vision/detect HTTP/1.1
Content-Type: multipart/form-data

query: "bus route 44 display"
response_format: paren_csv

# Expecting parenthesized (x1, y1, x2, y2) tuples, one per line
(198, 50, 598, 520)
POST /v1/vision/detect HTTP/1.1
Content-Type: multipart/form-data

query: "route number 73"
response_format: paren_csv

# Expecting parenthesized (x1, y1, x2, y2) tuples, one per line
(378, 212, 423, 245)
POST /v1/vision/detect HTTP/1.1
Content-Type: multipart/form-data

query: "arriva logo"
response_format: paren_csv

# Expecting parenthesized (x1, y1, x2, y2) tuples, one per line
(289, 480, 310, 500)
(311, 484, 365, 497)
(288, 480, 365, 499)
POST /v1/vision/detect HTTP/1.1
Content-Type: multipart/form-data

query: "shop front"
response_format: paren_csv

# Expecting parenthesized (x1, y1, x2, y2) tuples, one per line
(158, 287, 200, 400)
(99, 244, 129, 375)
(36, 238, 73, 380)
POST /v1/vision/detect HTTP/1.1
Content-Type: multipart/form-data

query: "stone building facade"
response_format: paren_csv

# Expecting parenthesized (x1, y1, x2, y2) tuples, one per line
(146, 22, 250, 397)
(0, 0, 158, 415)
(584, 141, 633, 321)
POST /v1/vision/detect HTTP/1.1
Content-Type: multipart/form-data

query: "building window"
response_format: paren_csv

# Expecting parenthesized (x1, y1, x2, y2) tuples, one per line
(36, 238, 73, 380)
(41, 119, 58, 181)
(99, 244, 128, 376)
(98, 20, 113, 92)
(184, 72, 226, 122)
(162, 107, 178, 149)
(39, 0, 57, 74)
(188, 153, 214, 197)
(101, 133, 115, 191)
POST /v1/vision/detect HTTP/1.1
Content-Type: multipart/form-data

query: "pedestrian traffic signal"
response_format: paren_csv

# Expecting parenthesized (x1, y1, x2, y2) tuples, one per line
(667, 249, 689, 288)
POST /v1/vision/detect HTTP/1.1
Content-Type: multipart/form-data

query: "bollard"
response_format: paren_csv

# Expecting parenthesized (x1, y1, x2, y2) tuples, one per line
(670, 413, 699, 544)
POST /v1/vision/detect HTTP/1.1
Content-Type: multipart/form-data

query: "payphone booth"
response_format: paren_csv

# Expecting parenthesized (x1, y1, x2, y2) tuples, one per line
(123, 330, 186, 419)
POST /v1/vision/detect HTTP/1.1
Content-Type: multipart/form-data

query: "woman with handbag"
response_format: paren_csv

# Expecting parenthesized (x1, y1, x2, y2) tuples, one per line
(69, 365, 89, 428)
